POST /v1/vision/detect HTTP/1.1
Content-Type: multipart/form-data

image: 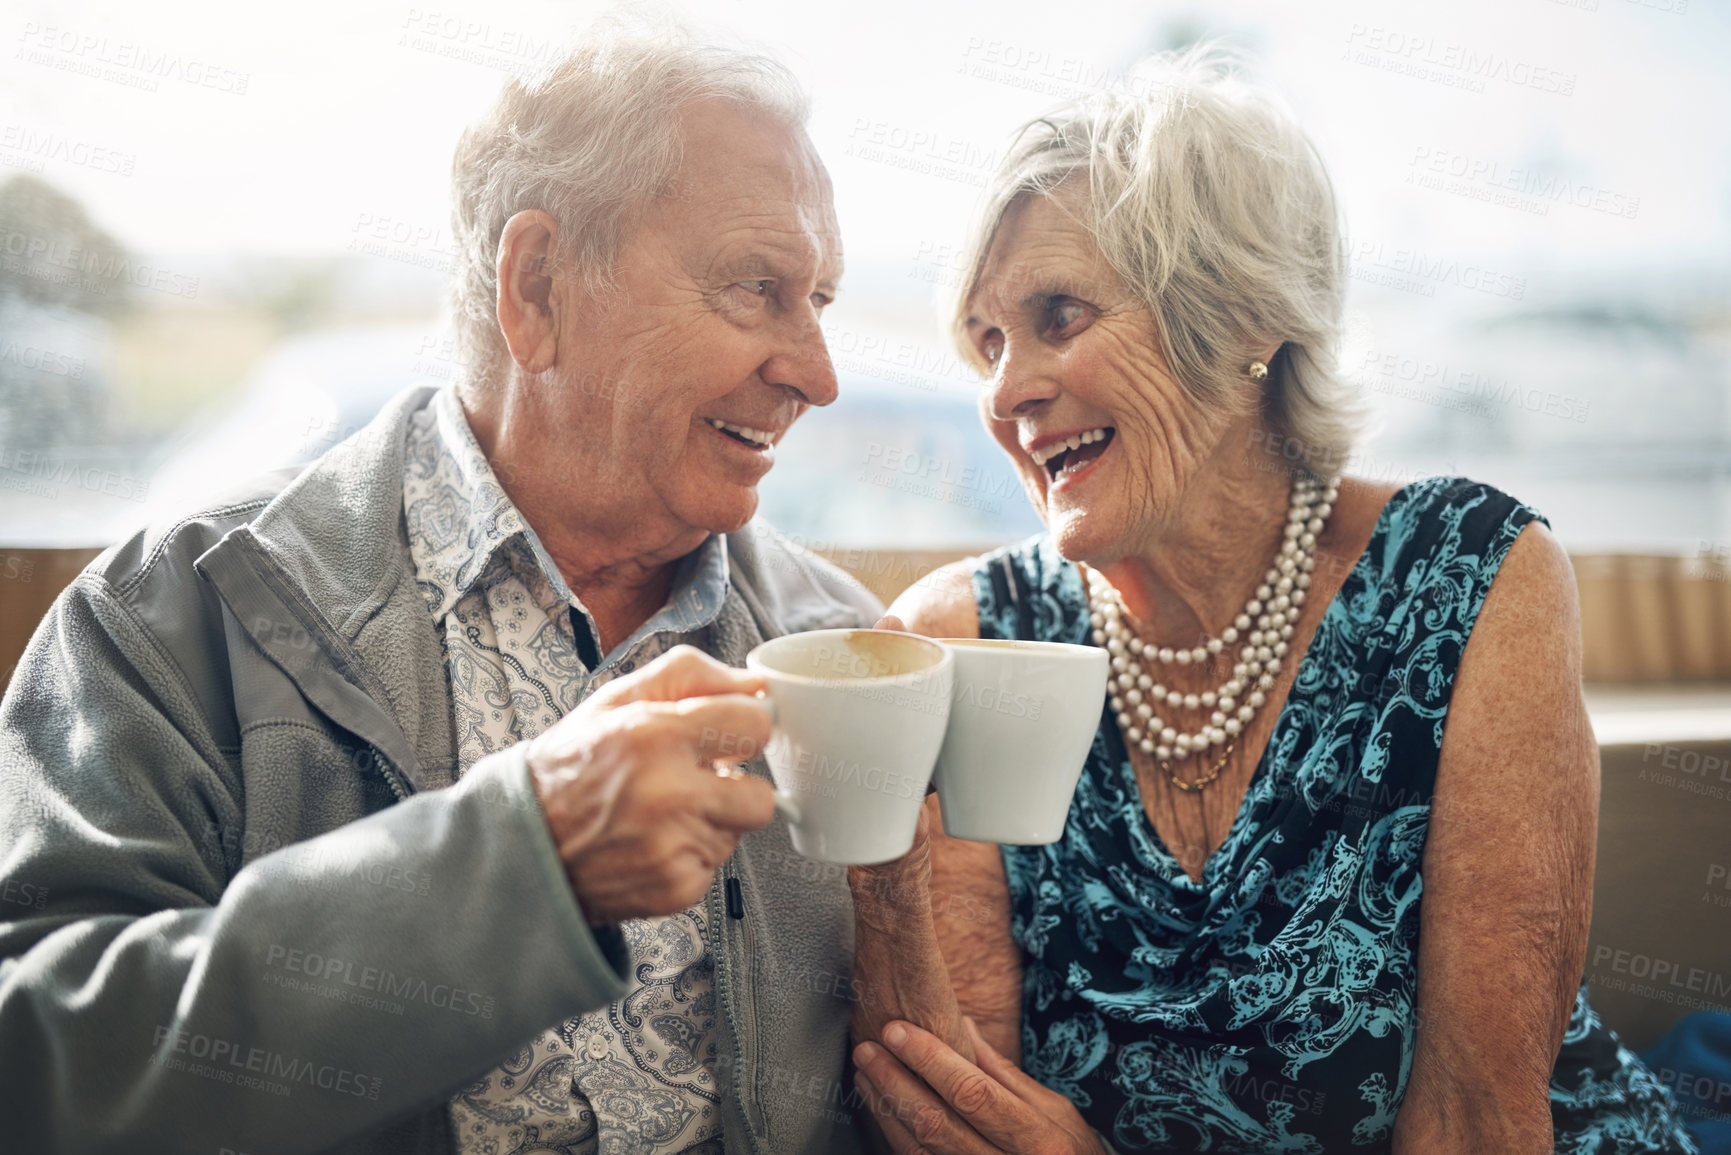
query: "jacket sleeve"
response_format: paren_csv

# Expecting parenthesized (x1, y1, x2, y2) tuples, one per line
(0, 574, 630, 1153)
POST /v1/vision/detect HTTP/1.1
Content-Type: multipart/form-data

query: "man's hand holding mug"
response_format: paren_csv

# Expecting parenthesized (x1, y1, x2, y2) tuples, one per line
(526, 645, 777, 925)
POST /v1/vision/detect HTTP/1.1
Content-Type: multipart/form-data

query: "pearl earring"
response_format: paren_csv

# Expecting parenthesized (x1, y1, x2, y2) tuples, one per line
(1248, 361, 1269, 382)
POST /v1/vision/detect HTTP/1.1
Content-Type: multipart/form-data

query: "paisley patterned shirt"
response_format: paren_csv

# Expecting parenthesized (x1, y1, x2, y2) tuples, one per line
(402, 387, 730, 1155)
(971, 478, 1697, 1154)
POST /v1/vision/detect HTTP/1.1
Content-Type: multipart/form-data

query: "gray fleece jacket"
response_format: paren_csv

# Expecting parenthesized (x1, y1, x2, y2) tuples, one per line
(0, 385, 882, 1154)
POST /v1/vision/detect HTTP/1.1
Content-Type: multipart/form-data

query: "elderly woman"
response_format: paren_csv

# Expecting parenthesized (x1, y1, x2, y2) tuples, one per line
(843, 48, 1695, 1155)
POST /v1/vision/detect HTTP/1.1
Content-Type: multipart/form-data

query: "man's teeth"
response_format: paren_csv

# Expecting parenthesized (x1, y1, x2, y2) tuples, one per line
(706, 418, 774, 447)
(1030, 427, 1112, 467)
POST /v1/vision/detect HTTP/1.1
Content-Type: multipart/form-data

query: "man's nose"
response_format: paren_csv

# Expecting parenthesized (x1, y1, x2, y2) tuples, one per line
(985, 343, 1058, 421)
(765, 313, 840, 407)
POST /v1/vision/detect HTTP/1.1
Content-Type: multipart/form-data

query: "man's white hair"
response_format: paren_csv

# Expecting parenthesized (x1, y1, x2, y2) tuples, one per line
(448, 25, 809, 384)
(950, 43, 1362, 476)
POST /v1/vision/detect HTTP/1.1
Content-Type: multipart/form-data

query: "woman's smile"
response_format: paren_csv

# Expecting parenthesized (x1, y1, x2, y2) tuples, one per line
(1026, 425, 1117, 495)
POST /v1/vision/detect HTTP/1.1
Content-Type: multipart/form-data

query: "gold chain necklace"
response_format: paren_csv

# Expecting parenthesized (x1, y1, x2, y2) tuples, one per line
(1162, 740, 1235, 793)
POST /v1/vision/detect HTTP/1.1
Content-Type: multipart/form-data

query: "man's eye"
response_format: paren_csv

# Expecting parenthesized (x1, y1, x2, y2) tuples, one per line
(737, 280, 772, 296)
(980, 332, 1004, 366)
(810, 292, 833, 310)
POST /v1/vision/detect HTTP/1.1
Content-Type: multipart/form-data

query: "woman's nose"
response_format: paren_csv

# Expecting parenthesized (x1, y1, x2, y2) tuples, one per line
(985, 345, 1060, 422)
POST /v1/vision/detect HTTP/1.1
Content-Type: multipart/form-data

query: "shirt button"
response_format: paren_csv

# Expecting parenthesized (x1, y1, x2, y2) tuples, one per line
(585, 1034, 611, 1061)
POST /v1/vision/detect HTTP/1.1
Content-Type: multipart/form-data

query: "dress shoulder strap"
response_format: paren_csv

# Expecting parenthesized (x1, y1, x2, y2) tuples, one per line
(1365, 477, 1550, 654)
(970, 534, 1090, 645)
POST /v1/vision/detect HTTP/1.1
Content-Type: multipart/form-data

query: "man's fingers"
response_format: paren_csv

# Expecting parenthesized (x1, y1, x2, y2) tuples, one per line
(668, 694, 775, 763)
(878, 1021, 1031, 1147)
(689, 766, 777, 833)
(599, 645, 765, 706)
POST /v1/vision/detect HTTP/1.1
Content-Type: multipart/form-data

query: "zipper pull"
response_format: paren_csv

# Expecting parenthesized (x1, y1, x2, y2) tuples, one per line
(725, 876, 744, 920)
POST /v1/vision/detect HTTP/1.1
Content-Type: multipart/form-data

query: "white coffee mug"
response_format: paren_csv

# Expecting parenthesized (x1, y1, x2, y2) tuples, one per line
(932, 638, 1108, 844)
(746, 628, 953, 865)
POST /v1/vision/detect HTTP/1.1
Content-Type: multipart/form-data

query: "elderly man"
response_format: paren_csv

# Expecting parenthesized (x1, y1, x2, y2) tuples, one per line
(0, 33, 880, 1154)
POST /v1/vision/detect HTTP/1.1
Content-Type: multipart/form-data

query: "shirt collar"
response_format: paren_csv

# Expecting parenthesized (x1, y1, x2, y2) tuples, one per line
(405, 386, 531, 621)
(602, 531, 730, 665)
(407, 387, 731, 657)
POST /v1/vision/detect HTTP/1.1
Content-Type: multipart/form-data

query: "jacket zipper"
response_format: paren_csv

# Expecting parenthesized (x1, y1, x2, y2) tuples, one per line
(365, 745, 413, 802)
(713, 861, 769, 1155)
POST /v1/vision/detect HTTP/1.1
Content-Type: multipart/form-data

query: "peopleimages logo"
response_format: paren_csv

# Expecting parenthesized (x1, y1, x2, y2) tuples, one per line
(0, 448, 150, 502)
(952, 680, 1044, 720)
(0, 229, 199, 299)
(398, 8, 563, 75)
(263, 945, 494, 1018)
(0, 124, 136, 175)
(1341, 24, 1577, 96)
(151, 1025, 381, 1098)
(1355, 349, 1589, 424)
(15, 23, 250, 94)
(1591, 946, 1731, 1012)
(1407, 146, 1640, 220)
(767, 740, 930, 798)
(0, 339, 85, 377)
(1349, 240, 1526, 300)
(860, 442, 1024, 498)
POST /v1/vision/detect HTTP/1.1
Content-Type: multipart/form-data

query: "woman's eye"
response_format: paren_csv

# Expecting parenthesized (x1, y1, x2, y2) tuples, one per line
(980, 332, 1004, 366)
(737, 280, 772, 297)
(1049, 300, 1090, 336)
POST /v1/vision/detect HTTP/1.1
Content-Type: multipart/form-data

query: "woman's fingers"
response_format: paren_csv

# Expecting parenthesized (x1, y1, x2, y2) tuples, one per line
(855, 1069, 924, 1155)
(964, 1015, 1046, 1099)
(854, 1040, 997, 1154)
(872, 1022, 1044, 1149)
(962, 1017, 1101, 1151)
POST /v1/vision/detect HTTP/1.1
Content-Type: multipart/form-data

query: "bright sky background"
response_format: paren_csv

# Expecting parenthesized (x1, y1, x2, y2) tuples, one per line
(5, 0, 1726, 275)
(3, 0, 1728, 549)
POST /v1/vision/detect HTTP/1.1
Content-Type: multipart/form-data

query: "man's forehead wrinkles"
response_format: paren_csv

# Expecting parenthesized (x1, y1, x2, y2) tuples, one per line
(662, 132, 842, 291)
(716, 233, 819, 263)
(706, 223, 835, 273)
(689, 197, 833, 234)
(696, 183, 822, 204)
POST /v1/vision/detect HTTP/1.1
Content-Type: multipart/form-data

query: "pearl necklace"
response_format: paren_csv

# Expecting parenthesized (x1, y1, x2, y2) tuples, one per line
(1086, 476, 1339, 778)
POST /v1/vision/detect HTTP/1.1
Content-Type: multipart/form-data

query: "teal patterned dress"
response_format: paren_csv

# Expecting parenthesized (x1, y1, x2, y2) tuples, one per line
(971, 478, 1696, 1153)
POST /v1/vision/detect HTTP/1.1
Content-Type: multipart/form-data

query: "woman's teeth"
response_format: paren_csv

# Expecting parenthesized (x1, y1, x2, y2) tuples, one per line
(1056, 454, 1092, 479)
(706, 418, 773, 449)
(1030, 427, 1112, 466)
(1031, 427, 1115, 478)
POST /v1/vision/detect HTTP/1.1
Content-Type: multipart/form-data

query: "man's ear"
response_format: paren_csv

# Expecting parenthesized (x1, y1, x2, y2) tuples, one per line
(495, 210, 561, 374)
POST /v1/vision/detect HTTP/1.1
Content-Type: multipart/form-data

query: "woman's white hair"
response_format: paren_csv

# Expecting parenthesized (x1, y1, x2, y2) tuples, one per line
(950, 43, 1362, 476)
(448, 23, 809, 384)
